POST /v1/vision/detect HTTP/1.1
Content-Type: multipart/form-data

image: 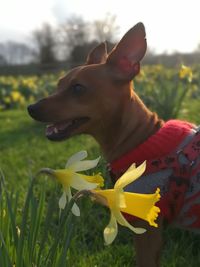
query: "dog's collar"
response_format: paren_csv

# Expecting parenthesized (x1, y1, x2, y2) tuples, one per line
(109, 120, 194, 177)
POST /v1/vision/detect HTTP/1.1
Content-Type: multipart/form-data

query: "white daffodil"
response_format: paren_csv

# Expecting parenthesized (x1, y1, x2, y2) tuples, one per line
(40, 151, 104, 216)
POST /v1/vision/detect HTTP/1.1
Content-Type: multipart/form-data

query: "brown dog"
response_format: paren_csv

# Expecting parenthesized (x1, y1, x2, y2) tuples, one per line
(28, 23, 200, 267)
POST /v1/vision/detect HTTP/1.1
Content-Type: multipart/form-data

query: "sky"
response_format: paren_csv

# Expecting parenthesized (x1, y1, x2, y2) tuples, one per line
(0, 0, 200, 54)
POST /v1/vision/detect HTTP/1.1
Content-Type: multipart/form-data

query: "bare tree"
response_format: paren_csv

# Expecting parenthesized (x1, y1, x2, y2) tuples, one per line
(57, 16, 89, 60)
(0, 43, 6, 65)
(0, 14, 120, 67)
(0, 41, 34, 65)
(33, 23, 57, 64)
(93, 14, 119, 43)
(57, 14, 119, 63)
(0, 54, 7, 66)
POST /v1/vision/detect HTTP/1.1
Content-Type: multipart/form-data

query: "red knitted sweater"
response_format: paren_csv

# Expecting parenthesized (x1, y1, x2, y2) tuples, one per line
(111, 120, 194, 173)
(110, 120, 196, 224)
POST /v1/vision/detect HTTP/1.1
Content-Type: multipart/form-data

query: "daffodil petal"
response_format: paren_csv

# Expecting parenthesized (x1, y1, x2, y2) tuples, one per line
(69, 157, 101, 172)
(65, 151, 88, 168)
(53, 169, 73, 188)
(65, 187, 81, 216)
(66, 186, 72, 201)
(116, 189, 126, 209)
(59, 192, 67, 209)
(70, 173, 98, 191)
(71, 202, 81, 216)
(113, 209, 146, 234)
(104, 212, 118, 245)
(80, 173, 104, 188)
(114, 161, 146, 190)
(126, 163, 136, 172)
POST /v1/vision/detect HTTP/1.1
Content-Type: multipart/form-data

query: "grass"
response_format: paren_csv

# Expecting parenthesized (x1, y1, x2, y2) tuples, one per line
(0, 171, 82, 267)
(0, 101, 200, 266)
(0, 109, 101, 190)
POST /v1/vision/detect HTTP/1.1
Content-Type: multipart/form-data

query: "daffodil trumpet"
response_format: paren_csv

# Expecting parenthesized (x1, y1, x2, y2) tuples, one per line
(39, 150, 104, 216)
(91, 161, 161, 245)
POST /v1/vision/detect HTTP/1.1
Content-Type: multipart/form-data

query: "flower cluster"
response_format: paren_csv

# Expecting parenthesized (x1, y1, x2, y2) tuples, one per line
(40, 151, 161, 245)
(0, 64, 198, 112)
(0, 74, 57, 110)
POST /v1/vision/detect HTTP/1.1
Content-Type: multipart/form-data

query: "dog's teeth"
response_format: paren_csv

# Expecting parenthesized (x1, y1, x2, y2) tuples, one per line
(47, 119, 79, 134)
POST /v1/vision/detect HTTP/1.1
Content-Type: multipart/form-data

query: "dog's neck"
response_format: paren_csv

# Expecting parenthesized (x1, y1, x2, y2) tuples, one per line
(94, 91, 164, 163)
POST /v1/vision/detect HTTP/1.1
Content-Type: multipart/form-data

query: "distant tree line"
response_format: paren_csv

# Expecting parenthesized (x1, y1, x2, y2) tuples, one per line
(0, 14, 119, 66)
(0, 13, 200, 69)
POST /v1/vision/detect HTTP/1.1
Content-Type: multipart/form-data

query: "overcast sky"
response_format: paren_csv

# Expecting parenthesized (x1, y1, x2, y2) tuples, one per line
(0, 0, 199, 54)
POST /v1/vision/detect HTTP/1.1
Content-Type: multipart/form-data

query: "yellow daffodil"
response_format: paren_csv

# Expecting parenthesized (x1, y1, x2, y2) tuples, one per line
(10, 91, 23, 102)
(179, 64, 193, 82)
(40, 151, 104, 216)
(92, 162, 160, 245)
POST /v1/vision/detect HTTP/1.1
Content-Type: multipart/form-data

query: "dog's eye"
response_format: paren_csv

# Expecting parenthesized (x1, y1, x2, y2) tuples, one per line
(70, 84, 86, 96)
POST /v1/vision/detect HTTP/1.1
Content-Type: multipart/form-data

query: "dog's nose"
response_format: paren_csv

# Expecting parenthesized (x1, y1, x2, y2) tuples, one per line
(27, 101, 50, 122)
(27, 104, 34, 115)
(27, 104, 38, 119)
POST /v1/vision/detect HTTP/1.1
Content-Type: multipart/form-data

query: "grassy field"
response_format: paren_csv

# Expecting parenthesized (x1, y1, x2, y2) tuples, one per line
(0, 97, 200, 266)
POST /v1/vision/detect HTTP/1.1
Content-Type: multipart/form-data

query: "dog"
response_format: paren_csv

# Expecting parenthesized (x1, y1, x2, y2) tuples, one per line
(28, 22, 200, 267)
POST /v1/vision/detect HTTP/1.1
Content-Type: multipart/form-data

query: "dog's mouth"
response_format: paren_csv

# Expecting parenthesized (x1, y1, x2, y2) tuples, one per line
(45, 117, 90, 141)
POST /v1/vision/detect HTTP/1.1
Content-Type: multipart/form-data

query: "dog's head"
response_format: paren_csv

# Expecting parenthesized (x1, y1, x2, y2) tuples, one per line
(27, 22, 146, 142)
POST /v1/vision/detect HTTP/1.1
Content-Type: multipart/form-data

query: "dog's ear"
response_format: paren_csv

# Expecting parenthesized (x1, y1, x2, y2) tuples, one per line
(106, 22, 147, 80)
(86, 42, 107, 65)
